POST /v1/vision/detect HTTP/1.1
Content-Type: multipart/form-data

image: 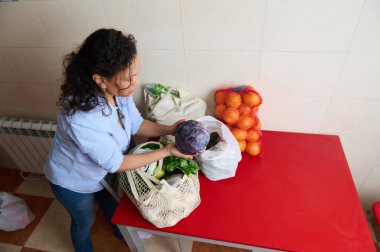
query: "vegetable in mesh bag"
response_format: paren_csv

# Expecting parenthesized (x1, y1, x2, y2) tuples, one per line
(145, 83, 179, 98)
(118, 141, 201, 228)
(141, 142, 200, 178)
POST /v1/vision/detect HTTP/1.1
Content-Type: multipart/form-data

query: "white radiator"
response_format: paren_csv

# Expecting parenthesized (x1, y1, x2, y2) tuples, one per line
(0, 117, 56, 174)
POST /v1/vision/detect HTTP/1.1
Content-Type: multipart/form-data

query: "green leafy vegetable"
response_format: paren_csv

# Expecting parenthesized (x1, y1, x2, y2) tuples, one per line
(146, 83, 168, 96)
(170, 89, 180, 98)
(141, 141, 200, 177)
(146, 83, 180, 98)
(142, 143, 160, 150)
(163, 156, 200, 176)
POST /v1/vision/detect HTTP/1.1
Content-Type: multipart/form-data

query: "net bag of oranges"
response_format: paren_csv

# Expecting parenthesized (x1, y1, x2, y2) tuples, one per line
(214, 85, 263, 156)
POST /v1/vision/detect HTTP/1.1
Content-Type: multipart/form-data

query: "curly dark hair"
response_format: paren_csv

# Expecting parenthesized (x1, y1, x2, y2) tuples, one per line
(58, 28, 137, 115)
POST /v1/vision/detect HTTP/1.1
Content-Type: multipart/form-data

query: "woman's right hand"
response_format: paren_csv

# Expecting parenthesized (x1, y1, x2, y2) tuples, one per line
(165, 144, 193, 159)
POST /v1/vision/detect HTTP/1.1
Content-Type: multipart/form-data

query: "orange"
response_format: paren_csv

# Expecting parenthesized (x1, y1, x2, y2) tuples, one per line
(246, 129, 261, 142)
(236, 116, 255, 130)
(225, 124, 232, 130)
(214, 104, 227, 119)
(243, 92, 261, 106)
(222, 107, 239, 125)
(252, 106, 259, 114)
(256, 119, 261, 129)
(238, 140, 246, 152)
(231, 128, 247, 141)
(239, 104, 252, 116)
(246, 142, 262, 156)
(225, 92, 242, 108)
(215, 90, 226, 104)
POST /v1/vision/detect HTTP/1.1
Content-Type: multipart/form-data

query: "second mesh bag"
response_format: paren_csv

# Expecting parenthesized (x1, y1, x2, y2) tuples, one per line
(119, 142, 201, 228)
(144, 83, 207, 125)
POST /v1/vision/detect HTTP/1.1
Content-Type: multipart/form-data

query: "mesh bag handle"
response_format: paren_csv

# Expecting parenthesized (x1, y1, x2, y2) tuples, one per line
(125, 141, 164, 201)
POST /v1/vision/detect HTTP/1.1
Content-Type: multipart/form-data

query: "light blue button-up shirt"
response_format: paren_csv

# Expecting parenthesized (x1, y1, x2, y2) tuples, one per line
(44, 96, 144, 193)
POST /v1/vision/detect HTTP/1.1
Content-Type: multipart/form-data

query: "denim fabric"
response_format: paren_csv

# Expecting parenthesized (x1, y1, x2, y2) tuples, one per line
(50, 183, 122, 252)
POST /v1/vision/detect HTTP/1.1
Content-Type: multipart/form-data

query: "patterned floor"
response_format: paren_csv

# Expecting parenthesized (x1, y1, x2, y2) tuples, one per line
(0, 167, 250, 252)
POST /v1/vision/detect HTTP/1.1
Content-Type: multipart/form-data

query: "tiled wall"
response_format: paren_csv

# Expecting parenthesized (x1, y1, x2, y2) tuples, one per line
(0, 0, 379, 209)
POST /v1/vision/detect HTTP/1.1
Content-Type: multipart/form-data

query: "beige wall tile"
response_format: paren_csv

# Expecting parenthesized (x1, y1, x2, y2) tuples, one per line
(33, 0, 107, 47)
(21, 109, 58, 121)
(53, 47, 74, 75)
(139, 50, 187, 87)
(0, 56, 16, 83)
(340, 134, 380, 167)
(350, 0, 380, 52)
(181, 0, 265, 50)
(0, 1, 51, 47)
(0, 83, 31, 110)
(333, 53, 380, 99)
(20, 82, 60, 111)
(259, 95, 330, 133)
(263, 0, 364, 52)
(359, 165, 380, 210)
(259, 52, 345, 96)
(185, 50, 260, 102)
(103, 0, 183, 49)
(1, 48, 61, 84)
(348, 163, 375, 191)
(320, 98, 380, 135)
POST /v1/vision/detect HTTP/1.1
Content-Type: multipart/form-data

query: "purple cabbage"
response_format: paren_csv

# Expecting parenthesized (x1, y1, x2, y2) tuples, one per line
(175, 120, 210, 155)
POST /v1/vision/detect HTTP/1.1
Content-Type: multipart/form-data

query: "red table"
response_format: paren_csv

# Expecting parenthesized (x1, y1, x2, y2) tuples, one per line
(112, 131, 375, 252)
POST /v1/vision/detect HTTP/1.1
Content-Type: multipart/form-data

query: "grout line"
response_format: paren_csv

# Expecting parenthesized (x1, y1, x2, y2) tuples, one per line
(98, 0, 110, 26)
(317, 0, 368, 134)
(30, 0, 54, 48)
(358, 163, 377, 192)
(256, 0, 268, 90)
(178, 0, 190, 90)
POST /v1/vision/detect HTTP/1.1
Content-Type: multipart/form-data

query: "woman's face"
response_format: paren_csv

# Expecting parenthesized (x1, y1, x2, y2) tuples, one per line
(103, 55, 141, 98)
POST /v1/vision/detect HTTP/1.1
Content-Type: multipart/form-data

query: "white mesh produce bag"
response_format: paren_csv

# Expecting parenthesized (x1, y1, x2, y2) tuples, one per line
(119, 142, 201, 228)
(144, 84, 207, 125)
(195, 116, 242, 181)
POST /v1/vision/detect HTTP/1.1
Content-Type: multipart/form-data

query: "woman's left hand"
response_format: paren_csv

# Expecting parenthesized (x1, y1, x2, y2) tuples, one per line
(169, 119, 186, 135)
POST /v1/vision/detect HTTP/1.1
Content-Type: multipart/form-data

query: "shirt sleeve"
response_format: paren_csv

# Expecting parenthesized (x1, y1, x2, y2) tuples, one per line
(67, 115, 123, 173)
(126, 96, 144, 135)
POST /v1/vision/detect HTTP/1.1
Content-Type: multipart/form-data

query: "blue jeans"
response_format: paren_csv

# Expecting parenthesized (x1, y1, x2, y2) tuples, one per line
(50, 183, 122, 252)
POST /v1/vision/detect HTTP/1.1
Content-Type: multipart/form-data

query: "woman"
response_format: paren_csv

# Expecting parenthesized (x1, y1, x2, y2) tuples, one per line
(44, 28, 192, 252)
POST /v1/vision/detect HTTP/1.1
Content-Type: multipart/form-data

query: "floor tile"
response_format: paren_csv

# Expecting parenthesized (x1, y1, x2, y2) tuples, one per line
(15, 174, 55, 198)
(20, 247, 49, 252)
(0, 194, 53, 246)
(24, 200, 73, 252)
(142, 235, 193, 252)
(92, 207, 130, 251)
(0, 168, 24, 192)
(0, 242, 22, 252)
(192, 242, 250, 252)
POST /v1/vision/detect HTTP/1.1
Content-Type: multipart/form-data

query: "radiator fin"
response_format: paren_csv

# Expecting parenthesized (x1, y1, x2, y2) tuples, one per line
(0, 117, 56, 174)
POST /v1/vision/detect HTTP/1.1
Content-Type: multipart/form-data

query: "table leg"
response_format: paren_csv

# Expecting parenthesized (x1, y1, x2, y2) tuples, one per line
(117, 224, 145, 252)
(177, 238, 185, 252)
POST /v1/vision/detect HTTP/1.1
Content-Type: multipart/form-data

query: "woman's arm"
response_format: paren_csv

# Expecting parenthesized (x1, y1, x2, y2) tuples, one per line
(135, 119, 185, 138)
(116, 143, 191, 172)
